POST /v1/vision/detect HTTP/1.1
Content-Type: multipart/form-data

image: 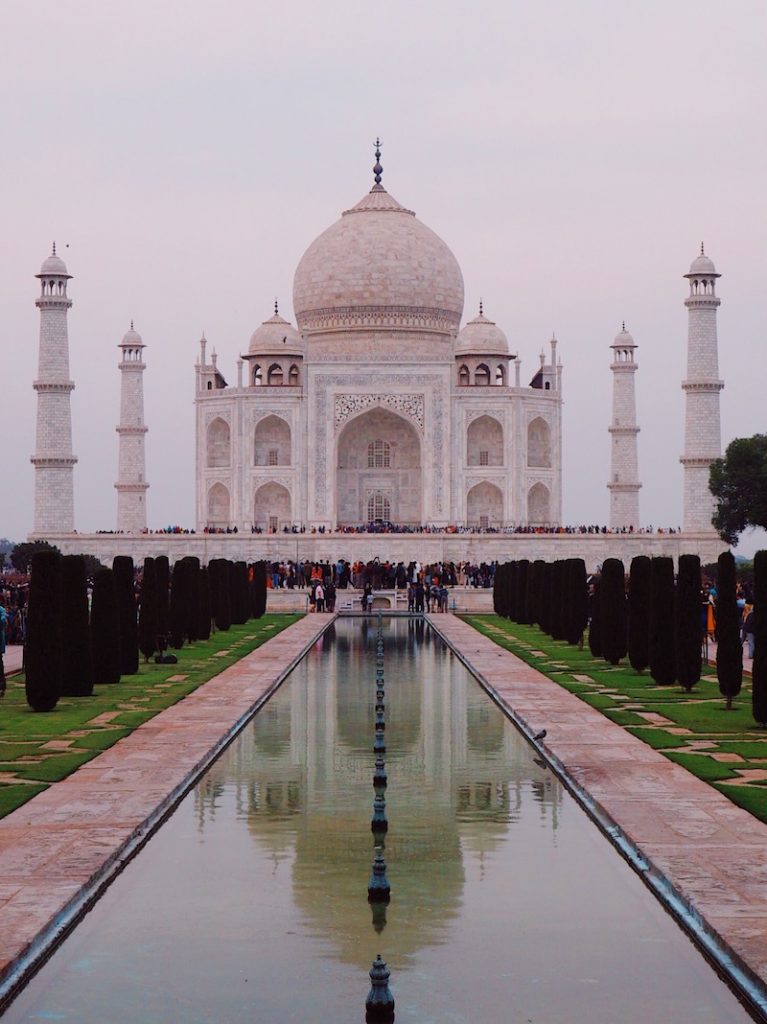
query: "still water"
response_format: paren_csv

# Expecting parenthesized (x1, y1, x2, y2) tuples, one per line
(5, 617, 753, 1022)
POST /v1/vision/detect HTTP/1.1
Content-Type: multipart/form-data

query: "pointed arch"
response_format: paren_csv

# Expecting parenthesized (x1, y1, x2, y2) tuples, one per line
(467, 415, 503, 466)
(527, 417, 551, 467)
(252, 364, 263, 386)
(528, 482, 550, 524)
(207, 482, 230, 526)
(288, 364, 300, 386)
(254, 481, 291, 532)
(458, 364, 470, 386)
(207, 417, 231, 467)
(254, 415, 291, 466)
(474, 363, 491, 386)
(267, 363, 283, 385)
(466, 481, 503, 527)
(495, 364, 506, 385)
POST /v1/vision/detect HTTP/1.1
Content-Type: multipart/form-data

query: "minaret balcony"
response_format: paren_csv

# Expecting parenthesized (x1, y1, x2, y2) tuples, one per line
(681, 380, 724, 392)
(33, 380, 75, 393)
(30, 455, 78, 467)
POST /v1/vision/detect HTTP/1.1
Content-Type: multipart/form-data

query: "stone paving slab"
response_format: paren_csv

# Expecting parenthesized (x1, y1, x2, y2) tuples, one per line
(429, 614, 767, 1006)
(0, 613, 330, 999)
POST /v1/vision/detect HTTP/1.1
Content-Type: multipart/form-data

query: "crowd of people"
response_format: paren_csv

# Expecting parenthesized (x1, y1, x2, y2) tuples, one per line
(95, 521, 683, 536)
(266, 558, 496, 593)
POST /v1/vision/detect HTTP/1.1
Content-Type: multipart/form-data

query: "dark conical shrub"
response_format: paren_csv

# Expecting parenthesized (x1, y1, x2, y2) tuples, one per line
(528, 560, 542, 627)
(568, 558, 588, 646)
(215, 559, 232, 631)
(138, 557, 159, 663)
(550, 560, 566, 641)
(508, 561, 518, 622)
(516, 560, 531, 625)
(61, 554, 93, 696)
(539, 562, 553, 635)
(252, 561, 267, 619)
(716, 551, 743, 710)
(155, 555, 170, 643)
(170, 559, 188, 649)
(91, 568, 121, 685)
(588, 576, 602, 657)
(676, 554, 702, 692)
(649, 557, 676, 685)
(198, 566, 212, 641)
(231, 561, 249, 625)
(184, 557, 201, 642)
(752, 550, 767, 727)
(600, 558, 627, 665)
(627, 556, 651, 674)
(25, 550, 63, 711)
(113, 556, 138, 675)
(492, 563, 503, 614)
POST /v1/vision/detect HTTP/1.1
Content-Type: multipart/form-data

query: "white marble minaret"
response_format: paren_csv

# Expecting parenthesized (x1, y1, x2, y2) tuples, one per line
(607, 324, 641, 529)
(681, 245, 723, 533)
(115, 323, 149, 532)
(31, 245, 77, 534)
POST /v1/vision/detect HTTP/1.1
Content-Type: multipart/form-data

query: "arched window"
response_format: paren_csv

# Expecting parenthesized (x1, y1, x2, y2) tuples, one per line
(367, 439, 391, 468)
(528, 417, 552, 468)
(367, 492, 391, 522)
(474, 364, 490, 386)
(528, 482, 551, 524)
(254, 415, 291, 466)
(207, 482, 230, 525)
(206, 381, 213, 390)
(207, 417, 231, 467)
(495, 364, 505, 385)
(253, 364, 263, 386)
(458, 364, 470, 386)
(288, 364, 299, 385)
(267, 363, 283, 386)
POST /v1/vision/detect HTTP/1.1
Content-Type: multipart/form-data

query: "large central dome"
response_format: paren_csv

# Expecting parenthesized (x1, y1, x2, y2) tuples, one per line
(293, 181, 464, 338)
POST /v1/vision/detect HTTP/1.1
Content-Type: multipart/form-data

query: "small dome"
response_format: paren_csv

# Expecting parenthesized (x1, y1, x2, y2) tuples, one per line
(38, 253, 70, 277)
(120, 325, 144, 347)
(248, 311, 303, 355)
(612, 325, 635, 346)
(687, 246, 718, 277)
(456, 310, 509, 355)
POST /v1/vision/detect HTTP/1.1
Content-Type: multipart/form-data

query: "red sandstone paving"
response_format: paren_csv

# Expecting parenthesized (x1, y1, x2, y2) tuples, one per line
(0, 614, 330, 990)
(433, 614, 767, 982)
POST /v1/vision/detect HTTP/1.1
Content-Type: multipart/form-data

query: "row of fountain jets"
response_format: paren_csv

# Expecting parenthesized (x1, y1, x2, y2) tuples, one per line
(365, 614, 395, 1023)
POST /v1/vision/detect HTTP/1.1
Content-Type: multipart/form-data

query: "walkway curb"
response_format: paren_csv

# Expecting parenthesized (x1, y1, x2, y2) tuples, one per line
(428, 614, 767, 1023)
(0, 613, 334, 1012)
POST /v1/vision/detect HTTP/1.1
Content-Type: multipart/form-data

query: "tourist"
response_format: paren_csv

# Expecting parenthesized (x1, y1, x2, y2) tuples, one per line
(0, 597, 6, 695)
(315, 582, 325, 613)
(743, 608, 755, 660)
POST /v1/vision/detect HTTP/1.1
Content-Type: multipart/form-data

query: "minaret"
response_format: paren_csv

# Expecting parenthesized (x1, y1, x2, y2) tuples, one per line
(31, 245, 77, 535)
(115, 323, 149, 532)
(608, 324, 641, 529)
(681, 245, 723, 532)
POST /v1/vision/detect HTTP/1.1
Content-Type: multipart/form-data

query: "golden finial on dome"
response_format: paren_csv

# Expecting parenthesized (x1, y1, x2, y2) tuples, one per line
(274, 297, 279, 316)
(479, 298, 483, 317)
(373, 138, 383, 186)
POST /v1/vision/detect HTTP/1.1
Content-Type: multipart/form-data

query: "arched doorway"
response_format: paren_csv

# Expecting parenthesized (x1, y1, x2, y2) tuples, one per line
(336, 408, 422, 526)
(467, 415, 503, 466)
(528, 482, 551, 524)
(254, 482, 291, 532)
(207, 483, 230, 527)
(254, 415, 291, 466)
(466, 481, 503, 528)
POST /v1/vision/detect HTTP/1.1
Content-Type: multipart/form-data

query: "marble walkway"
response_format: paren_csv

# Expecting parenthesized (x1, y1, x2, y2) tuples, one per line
(428, 613, 767, 1016)
(0, 613, 333, 1005)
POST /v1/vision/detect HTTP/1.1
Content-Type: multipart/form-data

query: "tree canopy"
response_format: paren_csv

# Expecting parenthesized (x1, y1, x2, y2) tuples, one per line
(710, 434, 767, 544)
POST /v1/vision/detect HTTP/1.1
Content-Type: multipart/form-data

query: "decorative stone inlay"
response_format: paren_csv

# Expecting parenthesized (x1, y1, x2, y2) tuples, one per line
(334, 393, 424, 430)
(298, 305, 460, 335)
(466, 408, 504, 425)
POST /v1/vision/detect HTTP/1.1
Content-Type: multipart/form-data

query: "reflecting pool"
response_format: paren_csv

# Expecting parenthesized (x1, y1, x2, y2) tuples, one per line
(5, 617, 754, 1022)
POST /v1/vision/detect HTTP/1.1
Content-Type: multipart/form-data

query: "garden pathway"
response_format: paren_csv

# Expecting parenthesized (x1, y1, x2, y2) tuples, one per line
(0, 613, 333, 1004)
(429, 613, 767, 1011)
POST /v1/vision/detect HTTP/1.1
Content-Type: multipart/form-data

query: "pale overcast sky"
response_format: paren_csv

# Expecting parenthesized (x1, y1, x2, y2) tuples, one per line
(1, 0, 765, 552)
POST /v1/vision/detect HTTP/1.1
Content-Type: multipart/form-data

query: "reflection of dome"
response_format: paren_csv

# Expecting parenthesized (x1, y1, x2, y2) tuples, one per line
(456, 310, 509, 356)
(687, 248, 718, 277)
(248, 311, 303, 355)
(293, 184, 464, 338)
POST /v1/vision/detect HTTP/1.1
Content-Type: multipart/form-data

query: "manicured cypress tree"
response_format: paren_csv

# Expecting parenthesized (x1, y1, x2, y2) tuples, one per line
(138, 557, 159, 663)
(208, 559, 221, 625)
(60, 554, 93, 696)
(169, 558, 188, 649)
(215, 559, 232, 631)
(568, 558, 588, 647)
(536, 561, 548, 630)
(516, 560, 530, 625)
(113, 556, 139, 675)
(507, 561, 518, 621)
(676, 554, 702, 692)
(252, 561, 267, 619)
(649, 557, 676, 686)
(25, 550, 63, 712)
(549, 560, 565, 640)
(198, 566, 213, 640)
(716, 551, 743, 710)
(232, 561, 249, 625)
(492, 563, 503, 614)
(528, 560, 543, 627)
(627, 555, 651, 674)
(587, 576, 602, 658)
(91, 567, 121, 685)
(183, 557, 201, 642)
(600, 558, 627, 665)
(155, 555, 170, 643)
(752, 550, 767, 727)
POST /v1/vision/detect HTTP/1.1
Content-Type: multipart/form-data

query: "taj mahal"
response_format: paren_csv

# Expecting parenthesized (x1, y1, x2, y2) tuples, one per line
(29, 145, 727, 568)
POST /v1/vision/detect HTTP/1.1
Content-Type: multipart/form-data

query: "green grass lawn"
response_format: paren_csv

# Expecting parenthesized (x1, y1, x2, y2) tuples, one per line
(0, 614, 300, 819)
(464, 614, 767, 825)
